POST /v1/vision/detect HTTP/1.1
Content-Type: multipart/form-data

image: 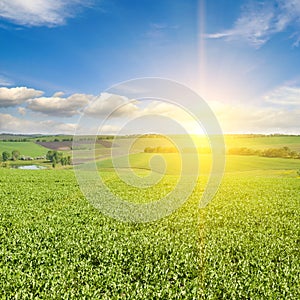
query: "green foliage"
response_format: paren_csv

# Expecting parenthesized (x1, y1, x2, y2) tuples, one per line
(0, 169, 298, 298)
(11, 150, 20, 161)
(98, 152, 300, 176)
(225, 135, 300, 152)
(228, 147, 261, 156)
(47, 151, 71, 167)
(60, 156, 71, 166)
(2, 151, 10, 161)
(228, 146, 300, 159)
(144, 146, 178, 153)
(46, 150, 63, 163)
(0, 141, 46, 157)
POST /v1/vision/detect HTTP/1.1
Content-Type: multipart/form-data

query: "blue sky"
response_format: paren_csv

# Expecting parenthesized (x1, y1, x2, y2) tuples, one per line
(0, 0, 299, 134)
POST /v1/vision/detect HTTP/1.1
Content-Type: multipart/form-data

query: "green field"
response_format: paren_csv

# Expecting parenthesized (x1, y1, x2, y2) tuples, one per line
(97, 152, 300, 176)
(0, 135, 299, 298)
(0, 141, 48, 157)
(0, 167, 299, 298)
(225, 135, 300, 151)
(1, 134, 300, 159)
(117, 134, 300, 152)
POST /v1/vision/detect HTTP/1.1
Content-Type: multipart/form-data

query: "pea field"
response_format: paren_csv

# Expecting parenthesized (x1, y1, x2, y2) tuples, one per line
(0, 136, 299, 299)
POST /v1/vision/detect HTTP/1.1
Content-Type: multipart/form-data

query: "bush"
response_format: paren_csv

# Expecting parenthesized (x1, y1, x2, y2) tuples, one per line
(2, 151, 10, 162)
(228, 146, 300, 159)
(144, 146, 177, 153)
(12, 150, 20, 161)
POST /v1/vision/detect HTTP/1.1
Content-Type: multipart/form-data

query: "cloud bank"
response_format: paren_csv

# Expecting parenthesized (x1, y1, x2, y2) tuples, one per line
(0, 85, 299, 134)
(0, 87, 43, 107)
(0, 113, 76, 134)
(0, 0, 92, 27)
(206, 0, 300, 48)
(28, 93, 93, 117)
(264, 85, 300, 105)
(84, 93, 139, 118)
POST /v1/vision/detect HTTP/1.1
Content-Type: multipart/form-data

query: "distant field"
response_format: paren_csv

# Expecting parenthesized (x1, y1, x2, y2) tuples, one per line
(225, 135, 300, 151)
(30, 135, 74, 142)
(2, 134, 300, 156)
(97, 152, 300, 176)
(0, 142, 48, 157)
(111, 134, 300, 152)
(95, 134, 300, 177)
(37, 140, 113, 151)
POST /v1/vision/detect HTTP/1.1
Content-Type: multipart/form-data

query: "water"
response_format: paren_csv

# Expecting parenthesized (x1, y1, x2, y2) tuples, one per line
(13, 165, 47, 170)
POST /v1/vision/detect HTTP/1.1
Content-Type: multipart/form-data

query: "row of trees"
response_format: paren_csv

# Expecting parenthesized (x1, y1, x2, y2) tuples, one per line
(144, 146, 212, 154)
(36, 138, 73, 142)
(2, 150, 20, 162)
(144, 146, 178, 153)
(228, 146, 300, 159)
(46, 150, 71, 167)
(144, 145, 300, 159)
(2, 139, 29, 142)
(1, 149, 72, 168)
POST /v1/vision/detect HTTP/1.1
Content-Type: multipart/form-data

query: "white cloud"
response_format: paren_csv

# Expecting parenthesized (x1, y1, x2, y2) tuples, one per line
(53, 91, 65, 97)
(27, 93, 93, 117)
(0, 0, 92, 27)
(0, 87, 43, 107)
(100, 125, 121, 134)
(209, 100, 300, 133)
(206, 0, 300, 48)
(84, 95, 196, 124)
(84, 93, 140, 118)
(1, 86, 298, 134)
(17, 107, 26, 116)
(264, 85, 300, 105)
(0, 113, 76, 134)
(139, 101, 195, 122)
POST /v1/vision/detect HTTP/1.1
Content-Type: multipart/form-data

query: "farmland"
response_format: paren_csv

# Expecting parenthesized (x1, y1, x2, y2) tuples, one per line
(0, 141, 48, 157)
(97, 152, 300, 175)
(0, 135, 299, 298)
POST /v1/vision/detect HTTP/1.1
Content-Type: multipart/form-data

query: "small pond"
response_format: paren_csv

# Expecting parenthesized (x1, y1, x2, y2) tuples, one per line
(12, 165, 47, 170)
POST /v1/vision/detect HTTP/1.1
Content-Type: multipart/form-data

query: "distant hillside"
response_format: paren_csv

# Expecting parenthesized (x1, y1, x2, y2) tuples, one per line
(0, 133, 41, 141)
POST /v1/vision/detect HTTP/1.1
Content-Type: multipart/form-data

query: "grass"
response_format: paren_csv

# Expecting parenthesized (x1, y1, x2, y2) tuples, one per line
(97, 152, 300, 176)
(224, 135, 300, 151)
(0, 167, 299, 298)
(0, 134, 299, 298)
(0, 141, 48, 157)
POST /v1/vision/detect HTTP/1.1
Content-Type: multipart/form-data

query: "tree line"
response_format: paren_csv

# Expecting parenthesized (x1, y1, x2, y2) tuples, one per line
(144, 145, 300, 159)
(1, 149, 72, 168)
(1, 150, 20, 161)
(144, 146, 178, 153)
(46, 151, 71, 168)
(228, 146, 300, 159)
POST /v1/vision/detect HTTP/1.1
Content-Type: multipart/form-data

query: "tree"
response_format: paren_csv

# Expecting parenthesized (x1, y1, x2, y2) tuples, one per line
(66, 156, 71, 165)
(52, 160, 56, 168)
(61, 157, 67, 166)
(46, 150, 54, 161)
(12, 150, 20, 161)
(2, 151, 10, 162)
(46, 150, 62, 162)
